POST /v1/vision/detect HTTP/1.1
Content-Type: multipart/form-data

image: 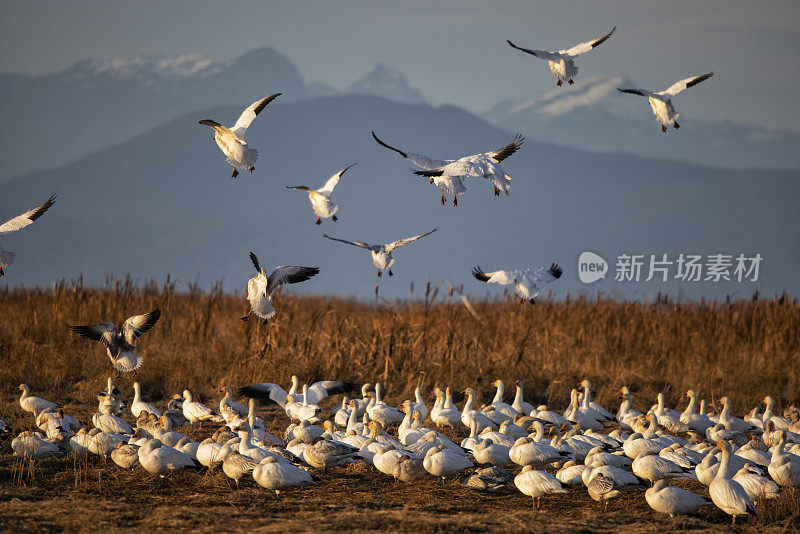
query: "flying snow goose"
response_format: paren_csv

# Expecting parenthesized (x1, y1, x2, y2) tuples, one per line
(617, 73, 714, 132)
(68, 309, 161, 375)
(242, 252, 319, 324)
(506, 27, 616, 86)
(710, 440, 756, 523)
(17, 384, 58, 415)
(131, 382, 161, 418)
(323, 228, 436, 277)
(199, 93, 281, 178)
(286, 163, 356, 225)
(645, 479, 711, 517)
(0, 193, 56, 277)
(372, 131, 523, 201)
(472, 263, 562, 304)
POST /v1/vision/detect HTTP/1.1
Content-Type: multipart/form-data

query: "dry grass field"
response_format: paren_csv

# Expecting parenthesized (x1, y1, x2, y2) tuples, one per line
(1, 278, 799, 532)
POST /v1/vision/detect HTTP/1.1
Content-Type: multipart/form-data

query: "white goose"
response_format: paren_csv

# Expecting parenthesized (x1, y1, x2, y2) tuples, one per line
(371, 132, 524, 203)
(131, 382, 161, 418)
(68, 309, 161, 375)
(733, 463, 780, 500)
(253, 456, 313, 497)
(514, 465, 568, 508)
(286, 163, 356, 225)
(0, 193, 56, 277)
(511, 379, 535, 415)
(472, 263, 562, 304)
(709, 440, 756, 523)
(645, 479, 711, 517)
(423, 445, 473, 481)
(323, 228, 437, 277)
(92, 412, 133, 435)
(768, 433, 800, 487)
(182, 390, 223, 427)
(239, 376, 354, 413)
(617, 73, 714, 132)
(367, 384, 404, 428)
(680, 390, 713, 434)
(218, 386, 248, 424)
(17, 384, 58, 415)
(138, 439, 198, 476)
(489, 380, 518, 417)
(11, 431, 67, 458)
(242, 252, 319, 324)
(199, 93, 280, 178)
(506, 27, 616, 86)
(460, 388, 499, 432)
(431, 387, 460, 428)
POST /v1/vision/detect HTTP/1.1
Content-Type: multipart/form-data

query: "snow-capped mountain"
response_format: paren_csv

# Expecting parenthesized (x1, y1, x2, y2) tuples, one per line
(345, 64, 426, 105)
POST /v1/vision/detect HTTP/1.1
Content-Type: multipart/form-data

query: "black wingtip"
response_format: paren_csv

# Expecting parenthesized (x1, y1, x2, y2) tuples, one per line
(472, 266, 490, 282)
(548, 263, 563, 280)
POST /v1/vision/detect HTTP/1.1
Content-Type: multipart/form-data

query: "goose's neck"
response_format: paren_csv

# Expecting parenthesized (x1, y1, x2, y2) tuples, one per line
(463, 392, 474, 413)
(512, 384, 523, 408)
(715, 448, 731, 480)
(469, 419, 478, 438)
(532, 423, 544, 442)
(133, 384, 142, 402)
(643, 418, 657, 438)
(346, 406, 358, 433)
(415, 389, 423, 404)
(302, 386, 309, 406)
(582, 384, 592, 407)
(492, 382, 504, 404)
(445, 389, 454, 409)
(720, 402, 730, 421)
(682, 394, 697, 417)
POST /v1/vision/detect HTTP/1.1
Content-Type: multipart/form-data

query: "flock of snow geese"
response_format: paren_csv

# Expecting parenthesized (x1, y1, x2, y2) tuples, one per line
(5, 24, 791, 526)
(6, 378, 800, 523)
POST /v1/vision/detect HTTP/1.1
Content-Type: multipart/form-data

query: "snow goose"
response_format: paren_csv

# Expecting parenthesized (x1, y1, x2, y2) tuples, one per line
(578, 380, 614, 421)
(645, 479, 711, 517)
(472, 263, 562, 304)
(111, 442, 141, 469)
(92, 412, 133, 435)
(587, 472, 622, 510)
(652, 393, 689, 433)
(199, 93, 280, 178)
(11, 431, 67, 458)
(585, 446, 632, 470)
(707, 423, 747, 447)
(163, 395, 186, 428)
(294, 384, 324, 423)
(489, 380, 518, 417)
(719, 397, 759, 434)
(680, 390, 713, 434)
(175, 437, 200, 460)
(393, 454, 429, 482)
(479, 426, 515, 448)
(197, 438, 234, 469)
(710, 440, 756, 523)
(131, 382, 161, 418)
(17, 384, 58, 415)
(153, 416, 190, 447)
(431, 387, 460, 428)
(768, 433, 800, 487)
(734, 441, 770, 469)
(616, 387, 642, 431)
(506, 27, 616, 86)
(511, 379, 535, 415)
(181, 390, 223, 427)
(473, 438, 513, 467)
(242, 252, 319, 324)
(632, 450, 690, 483)
(410, 387, 429, 421)
(460, 388, 499, 433)
(500, 419, 529, 441)
(514, 465, 568, 508)
(88, 429, 128, 457)
(138, 439, 198, 476)
(423, 445, 473, 481)
(734, 463, 780, 500)
(532, 405, 571, 429)
(617, 73, 714, 132)
(352, 384, 373, 417)
(324, 228, 437, 277)
(98, 376, 125, 415)
(286, 163, 356, 225)
(462, 466, 514, 491)
(510, 436, 569, 468)
(68, 309, 161, 375)
(582, 465, 639, 489)
(762, 396, 790, 430)
(556, 460, 590, 486)
(566, 399, 604, 431)
(218, 386, 248, 424)
(334, 397, 351, 427)
(222, 450, 260, 487)
(304, 437, 359, 471)
(239, 376, 352, 411)
(286, 420, 324, 444)
(367, 383, 404, 428)
(373, 444, 412, 477)
(253, 456, 313, 498)
(696, 450, 721, 486)
(0, 193, 56, 277)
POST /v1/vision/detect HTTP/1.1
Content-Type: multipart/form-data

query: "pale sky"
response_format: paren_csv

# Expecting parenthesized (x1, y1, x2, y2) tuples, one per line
(2, 0, 798, 131)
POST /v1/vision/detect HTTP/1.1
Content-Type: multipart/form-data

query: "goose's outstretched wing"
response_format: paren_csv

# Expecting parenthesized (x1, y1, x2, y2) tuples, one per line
(486, 134, 524, 162)
(265, 266, 319, 295)
(506, 40, 562, 62)
(231, 93, 281, 138)
(0, 193, 57, 236)
(617, 88, 657, 98)
(371, 132, 447, 170)
(122, 309, 162, 345)
(249, 252, 266, 275)
(472, 267, 515, 285)
(68, 322, 119, 353)
(563, 27, 616, 56)
(307, 381, 357, 405)
(317, 162, 357, 197)
(237, 382, 289, 408)
(532, 263, 563, 284)
(323, 234, 372, 250)
(385, 228, 437, 252)
(660, 73, 714, 96)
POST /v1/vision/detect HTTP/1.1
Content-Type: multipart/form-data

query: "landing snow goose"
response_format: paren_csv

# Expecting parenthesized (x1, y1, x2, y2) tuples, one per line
(472, 263, 562, 304)
(17, 384, 58, 415)
(514, 465, 568, 508)
(242, 252, 319, 324)
(111, 441, 141, 469)
(323, 228, 437, 277)
(11, 431, 67, 458)
(709, 440, 756, 523)
(295, 384, 324, 423)
(218, 386, 248, 424)
(182, 390, 223, 427)
(239, 376, 353, 410)
(645, 479, 711, 517)
(253, 456, 313, 497)
(734, 463, 780, 500)
(506, 27, 616, 86)
(0, 193, 56, 277)
(131, 382, 161, 418)
(617, 72, 714, 132)
(372, 131, 523, 202)
(199, 93, 280, 178)
(286, 163, 356, 225)
(138, 439, 198, 476)
(68, 309, 161, 375)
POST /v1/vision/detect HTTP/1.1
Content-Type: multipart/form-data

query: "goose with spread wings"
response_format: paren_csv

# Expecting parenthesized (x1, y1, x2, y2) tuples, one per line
(371, 132, 523, 204)
(507, 27, 616, 86)
(243, 252, 319, 324)
(286, 163, 356, 225)
(239, 378, 355, 409)
(617, 73, 714, 132)
(324, 228, 436, 277)
(199, 93, 281, 178)
(0, 193, 56, 277)
(472, 264, 563, 304)
(68, 309, 161, 375)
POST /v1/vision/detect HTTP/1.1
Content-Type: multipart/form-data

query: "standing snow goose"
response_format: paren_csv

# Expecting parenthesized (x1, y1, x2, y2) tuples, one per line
(182, 390, 223, 427)
(68, 309, 161, 376)
(461, 388, 499, 432)
(431, 387, 460, 428)
(131, 382, 161, 419)
(323, 228, 436, 278)
(242, 252, 319, 324)
(506, 27, 616, 86)
(218, 386, 248, 425)
(578, 380, 614, 422)
(718, 396, 758, 434)
(199, 93, 281, 178)
(472, 263, 562, 304)
(372, 131, 523, 202)
(587, 472, 622, 511)
(286, 163, 356, 225)
(512, 379, 535, 416)
(489, 380, 518, 418)
(0, 193, 56, 277)
(367, 383, 405, 428)
(645, 479, 711, 517)
(680, 390, 713, 434)
(514, 465, 568, 508)
(617, 73, 714, 132)
(710, 440, 756, 523)
(17, 384, 58, 415)
(222, 450, 259, 488)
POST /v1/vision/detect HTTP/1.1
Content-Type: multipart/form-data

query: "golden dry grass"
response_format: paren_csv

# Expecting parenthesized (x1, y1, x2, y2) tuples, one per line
(0, 278, 798, 532)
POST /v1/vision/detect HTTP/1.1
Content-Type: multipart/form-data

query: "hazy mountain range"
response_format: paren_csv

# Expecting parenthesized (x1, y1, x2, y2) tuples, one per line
(1, 93, 797, 300)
